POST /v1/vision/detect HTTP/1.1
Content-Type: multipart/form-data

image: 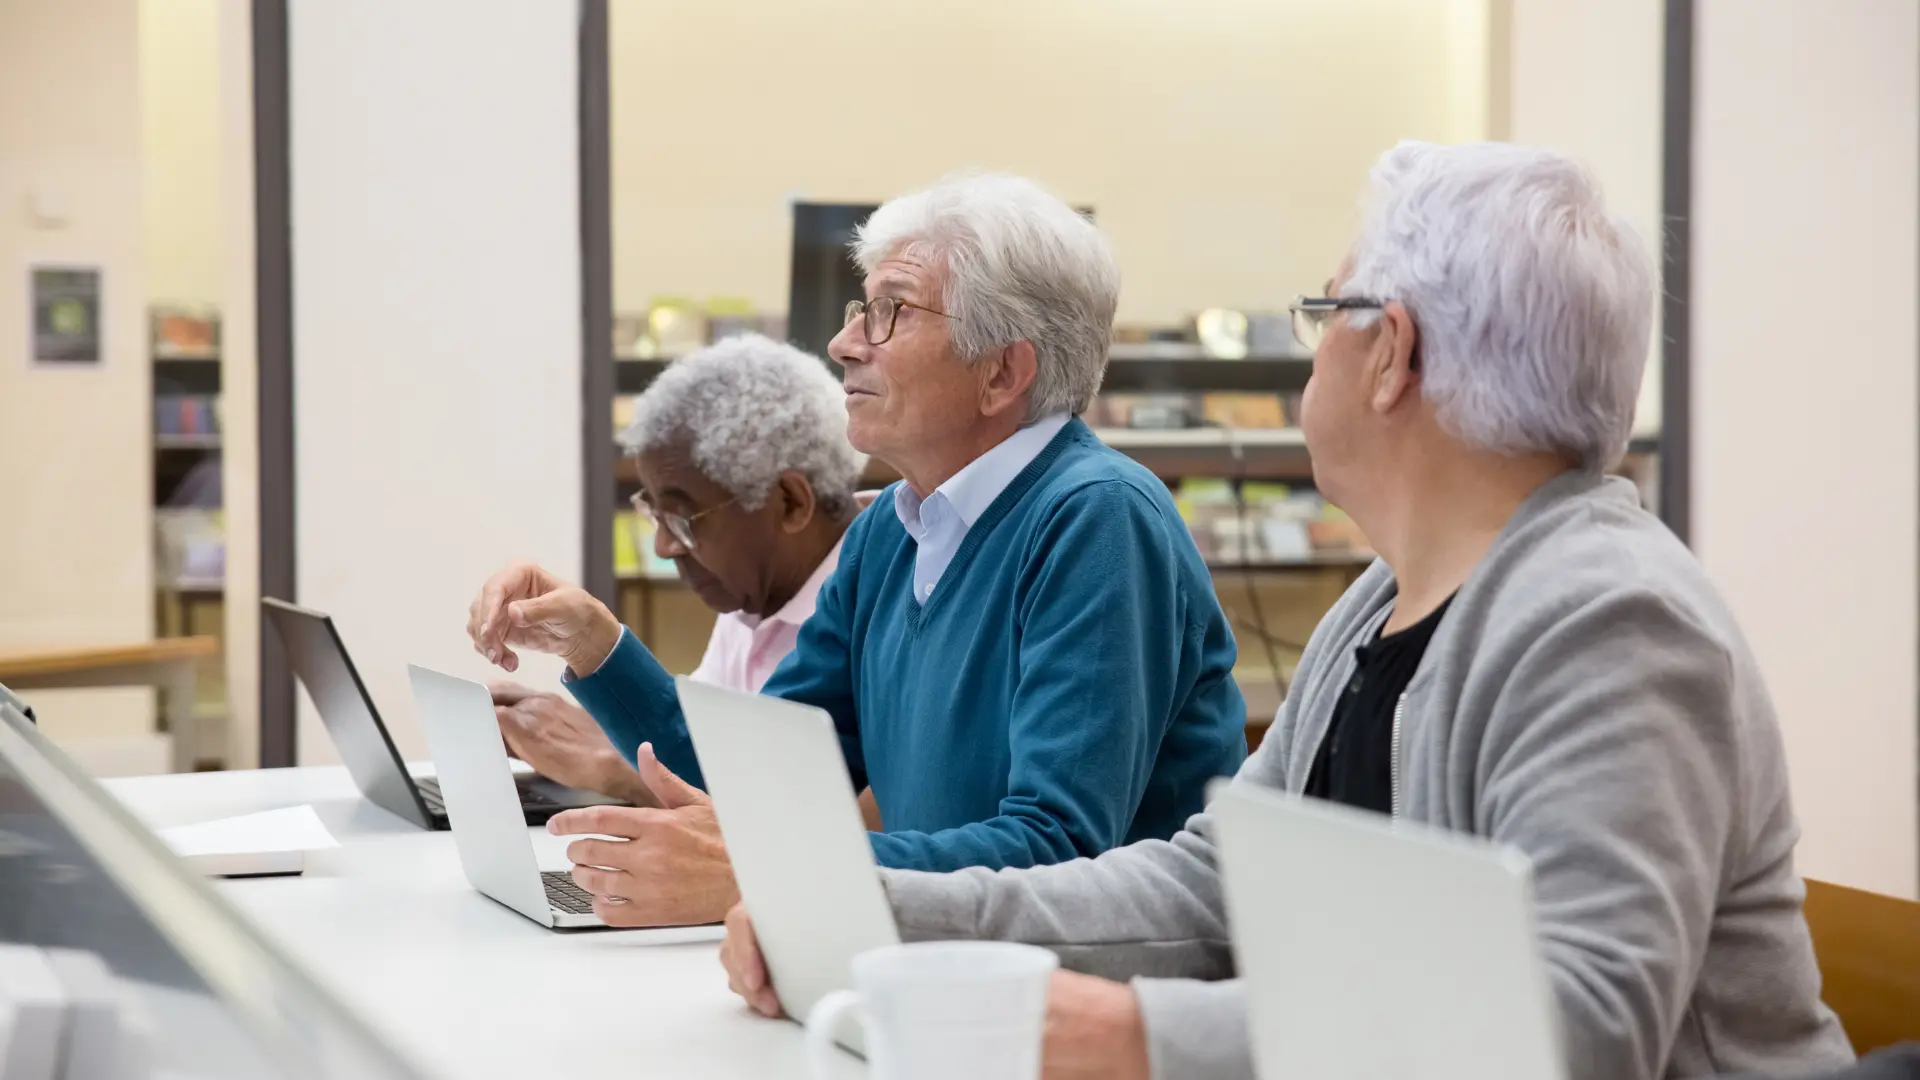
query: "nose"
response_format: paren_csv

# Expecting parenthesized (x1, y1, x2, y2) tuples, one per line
(652, 521, 688, 560)
(827, 322, 868, 370)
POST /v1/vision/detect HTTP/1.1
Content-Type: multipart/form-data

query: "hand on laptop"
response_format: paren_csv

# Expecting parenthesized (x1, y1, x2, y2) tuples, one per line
(490, 682, 659, 807)
(718, 903, 782, 1017)
(468, 561, 623, 677)
(546, 742, 738, 927)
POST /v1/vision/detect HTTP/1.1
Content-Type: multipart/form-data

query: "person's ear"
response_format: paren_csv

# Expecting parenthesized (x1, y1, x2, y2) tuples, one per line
(1367, 301, 1421, 415)
(774, 470, 817, 535)
(979, 340, 1039, 420)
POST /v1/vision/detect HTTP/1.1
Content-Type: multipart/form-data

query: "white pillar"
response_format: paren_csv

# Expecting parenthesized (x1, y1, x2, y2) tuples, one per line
(1693, 0, 1919, 897)
(288, 0, 584, 761)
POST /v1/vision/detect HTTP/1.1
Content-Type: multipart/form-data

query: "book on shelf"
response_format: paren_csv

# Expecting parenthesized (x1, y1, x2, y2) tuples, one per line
(1087, 391, 1294, 432)
(150, 305, 220, 358)
(155, 395, 221, 436)
(1171, 480, 1373, 565)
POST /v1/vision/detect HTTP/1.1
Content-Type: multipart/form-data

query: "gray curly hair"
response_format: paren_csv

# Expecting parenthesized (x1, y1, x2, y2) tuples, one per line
(621, 333, 862, 515)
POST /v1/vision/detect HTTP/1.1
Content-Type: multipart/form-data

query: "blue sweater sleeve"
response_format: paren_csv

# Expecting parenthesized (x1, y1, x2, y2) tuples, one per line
(567, 527, 868, 794)
(562, 628, 701, 785)
(867, 480, 1194, 872)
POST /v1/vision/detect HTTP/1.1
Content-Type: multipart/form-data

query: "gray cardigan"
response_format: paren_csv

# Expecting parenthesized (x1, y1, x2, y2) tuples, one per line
(882, 471, 1854, 1080)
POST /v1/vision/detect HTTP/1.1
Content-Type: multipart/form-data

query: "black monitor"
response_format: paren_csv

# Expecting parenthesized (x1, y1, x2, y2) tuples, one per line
(785, 198, 1096, 363)
(787, 201, 877, 363)
(0, 696, 428, 1078)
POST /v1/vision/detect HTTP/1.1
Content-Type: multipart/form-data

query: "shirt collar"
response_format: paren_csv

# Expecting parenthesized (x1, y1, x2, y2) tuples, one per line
(893, 412, 1071, 532)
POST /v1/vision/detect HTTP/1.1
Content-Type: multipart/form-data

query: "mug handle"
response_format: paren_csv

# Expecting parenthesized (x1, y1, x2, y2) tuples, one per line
(804, 990, 866, 1077)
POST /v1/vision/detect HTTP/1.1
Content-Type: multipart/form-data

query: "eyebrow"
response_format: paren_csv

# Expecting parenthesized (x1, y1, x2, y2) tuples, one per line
(868, 275, 921, 301)
(637, 485, 692, 507)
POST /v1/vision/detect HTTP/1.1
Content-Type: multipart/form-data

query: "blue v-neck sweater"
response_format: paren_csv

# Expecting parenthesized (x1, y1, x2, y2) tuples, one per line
(568, 418, 1247, 872)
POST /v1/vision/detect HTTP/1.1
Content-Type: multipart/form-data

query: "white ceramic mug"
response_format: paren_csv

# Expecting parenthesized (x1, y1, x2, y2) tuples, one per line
(804, 941, 1058, 1080)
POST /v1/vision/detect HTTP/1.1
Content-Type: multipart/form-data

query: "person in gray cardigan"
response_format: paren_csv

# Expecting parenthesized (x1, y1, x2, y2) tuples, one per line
(718, 141, 1856, 1080)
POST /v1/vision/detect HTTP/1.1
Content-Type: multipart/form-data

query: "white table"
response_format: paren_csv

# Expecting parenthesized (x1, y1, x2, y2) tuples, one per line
(106, 767, 862, 1080)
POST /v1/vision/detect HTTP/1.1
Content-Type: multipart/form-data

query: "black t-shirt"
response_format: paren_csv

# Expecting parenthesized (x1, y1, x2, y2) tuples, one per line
(1303, 595, 1454, 815)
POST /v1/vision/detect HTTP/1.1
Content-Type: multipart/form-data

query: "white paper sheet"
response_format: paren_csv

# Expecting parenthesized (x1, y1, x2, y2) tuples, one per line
(159, 805, 339, 866)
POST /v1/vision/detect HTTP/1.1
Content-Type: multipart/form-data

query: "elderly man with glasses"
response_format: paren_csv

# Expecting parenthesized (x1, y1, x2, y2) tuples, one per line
(721, 143, 1855, 1080)
(466, 173, 1248, 929)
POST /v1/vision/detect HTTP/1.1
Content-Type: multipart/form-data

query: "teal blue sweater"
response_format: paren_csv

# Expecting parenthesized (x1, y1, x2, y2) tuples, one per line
(567, 418, 1247, 872)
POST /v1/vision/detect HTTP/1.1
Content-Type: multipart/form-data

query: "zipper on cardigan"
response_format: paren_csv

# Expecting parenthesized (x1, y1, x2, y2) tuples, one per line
(1389, 692, 1408, 819)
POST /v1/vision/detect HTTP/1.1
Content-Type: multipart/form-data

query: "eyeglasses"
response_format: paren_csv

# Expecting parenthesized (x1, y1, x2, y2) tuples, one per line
(630, 492, 738, 552)
(1289, 295, 1387, 352)
(843, 296, 959, 346)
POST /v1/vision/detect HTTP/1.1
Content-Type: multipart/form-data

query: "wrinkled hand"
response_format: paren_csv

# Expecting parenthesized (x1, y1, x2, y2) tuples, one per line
(719, 903, 782, 1018)
(546, 743, 736, 927)
(490, 682, 656, 807)
(467, 561, 622, 676)
(1041, 971, 1150, 1080)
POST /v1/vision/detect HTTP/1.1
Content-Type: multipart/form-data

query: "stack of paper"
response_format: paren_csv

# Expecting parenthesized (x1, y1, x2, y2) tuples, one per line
(158, 805, 339, 878)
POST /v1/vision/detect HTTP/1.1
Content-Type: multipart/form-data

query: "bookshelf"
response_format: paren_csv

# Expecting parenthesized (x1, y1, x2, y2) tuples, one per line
(150, 308, 228, 768)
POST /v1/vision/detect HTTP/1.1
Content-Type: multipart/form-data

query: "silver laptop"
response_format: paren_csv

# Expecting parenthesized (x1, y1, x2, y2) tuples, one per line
(677, 678, 899, 1044)
(407, 664, 607, 930)
(1211, 781, 1565, 1080)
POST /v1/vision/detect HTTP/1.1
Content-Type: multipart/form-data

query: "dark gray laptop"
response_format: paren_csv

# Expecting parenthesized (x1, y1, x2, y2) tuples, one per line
(262, 598, 626, 830)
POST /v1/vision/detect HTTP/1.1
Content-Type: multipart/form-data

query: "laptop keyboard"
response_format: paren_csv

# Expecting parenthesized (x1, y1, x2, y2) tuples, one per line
(416, 776, 560, 812)
(541, 871, 597, 915)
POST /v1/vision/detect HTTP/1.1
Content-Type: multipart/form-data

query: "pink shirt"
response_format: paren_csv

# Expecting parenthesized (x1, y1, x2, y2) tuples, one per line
(687, 490, 876, 692)
(687, 538, 844, 693)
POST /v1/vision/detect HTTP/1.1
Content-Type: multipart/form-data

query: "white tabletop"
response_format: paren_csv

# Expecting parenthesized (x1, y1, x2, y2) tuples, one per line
(106, 767, 862, 1080)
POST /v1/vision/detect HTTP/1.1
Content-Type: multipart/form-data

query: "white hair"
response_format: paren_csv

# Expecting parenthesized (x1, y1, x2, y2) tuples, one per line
(852, 173, 1119, 420)
(621, 333, 862, 515)
(1343, 141, 1655, 470)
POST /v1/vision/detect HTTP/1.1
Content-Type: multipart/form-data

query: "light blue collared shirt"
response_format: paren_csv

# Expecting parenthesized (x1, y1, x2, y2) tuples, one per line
(893, 412, 1071, 605)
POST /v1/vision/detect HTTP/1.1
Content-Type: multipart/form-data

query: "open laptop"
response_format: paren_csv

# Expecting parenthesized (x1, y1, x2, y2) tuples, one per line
(407, 664, 613, 930)
(1211, 781, 1565, 1080)
(677, 678, 899, 1047)
(263, 597, 626, 830)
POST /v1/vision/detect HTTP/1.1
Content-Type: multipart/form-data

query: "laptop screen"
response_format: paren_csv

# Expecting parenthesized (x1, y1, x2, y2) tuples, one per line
(0, 702, 428, 1077)
(262, 599, 426, 826)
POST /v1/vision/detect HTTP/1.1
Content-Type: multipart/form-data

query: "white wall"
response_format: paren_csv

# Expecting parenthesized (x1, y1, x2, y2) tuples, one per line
(289, 0, 583, 762)
(0, 0, 156, 765)
(1693, 0, 1918, 897)
(217, 0, 259, 769)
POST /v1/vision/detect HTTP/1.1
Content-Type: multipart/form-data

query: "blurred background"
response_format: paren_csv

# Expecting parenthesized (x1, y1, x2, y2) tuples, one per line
(0, 0, 1912, 900)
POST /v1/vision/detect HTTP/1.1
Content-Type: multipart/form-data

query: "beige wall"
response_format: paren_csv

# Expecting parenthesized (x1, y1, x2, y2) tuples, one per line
(140, 0, 223, 308)
(0, 0, 157, 766)
(1693, 0, 1919, 898)
(1502, 0, 1664, 435)
(610, 0, 1493, 326)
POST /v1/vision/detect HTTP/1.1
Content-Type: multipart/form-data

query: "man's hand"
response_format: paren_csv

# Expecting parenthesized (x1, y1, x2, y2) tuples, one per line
(1041, 971, 1150, 1080)
(490, 682, 657, 807)
(546, 743, 736, 927)
(467, 561, 623, 676)
(719, 917, 1151, 1080)
(719, 903, 782, 1018)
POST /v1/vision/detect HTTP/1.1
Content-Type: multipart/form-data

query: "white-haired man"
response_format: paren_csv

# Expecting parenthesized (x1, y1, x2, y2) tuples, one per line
(468, 176, 1248, 928)
(720, 143, 1856, 1080)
